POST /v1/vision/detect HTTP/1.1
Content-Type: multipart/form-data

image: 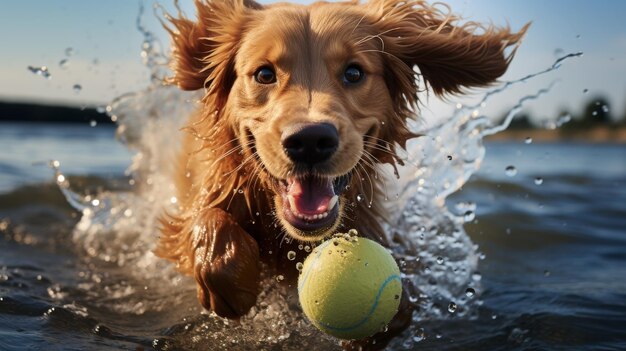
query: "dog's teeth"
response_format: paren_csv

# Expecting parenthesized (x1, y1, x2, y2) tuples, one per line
(328, 195, 338, 210)
(288, 195, 297, 213)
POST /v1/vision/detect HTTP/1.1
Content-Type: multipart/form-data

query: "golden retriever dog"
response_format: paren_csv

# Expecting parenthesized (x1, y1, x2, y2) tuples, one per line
(156, 0, 526, 347)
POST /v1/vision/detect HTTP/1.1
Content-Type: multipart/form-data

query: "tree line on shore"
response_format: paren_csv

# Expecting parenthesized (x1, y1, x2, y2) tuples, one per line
(508, 95, 626, 130)
(1, 95, 624, 129)
(0, 101, 112, 124)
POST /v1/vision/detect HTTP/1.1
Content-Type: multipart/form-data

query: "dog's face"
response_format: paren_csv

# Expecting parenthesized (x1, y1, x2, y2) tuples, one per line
(230, 5, 397, 240)
(167, 0, 526, 241)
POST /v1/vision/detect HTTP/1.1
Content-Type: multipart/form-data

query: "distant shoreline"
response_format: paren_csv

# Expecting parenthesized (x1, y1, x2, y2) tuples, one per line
(2, 100, 625, 143)
(0, 101, 113, 124)
(485, 126, 626, 143)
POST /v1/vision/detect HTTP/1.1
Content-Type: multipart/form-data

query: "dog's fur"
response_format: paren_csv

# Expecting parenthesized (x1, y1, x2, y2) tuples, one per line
(156, 0, 526, 346)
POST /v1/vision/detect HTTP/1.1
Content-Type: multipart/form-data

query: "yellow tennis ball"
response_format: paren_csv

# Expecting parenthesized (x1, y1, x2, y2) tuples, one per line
(298, 233, 402, 340)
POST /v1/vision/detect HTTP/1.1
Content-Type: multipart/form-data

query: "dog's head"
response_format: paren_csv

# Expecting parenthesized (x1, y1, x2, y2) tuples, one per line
(167, 0, 526, 241)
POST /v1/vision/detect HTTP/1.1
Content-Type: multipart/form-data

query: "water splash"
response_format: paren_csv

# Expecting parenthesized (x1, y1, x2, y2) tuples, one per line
(384, 52, 582, 344)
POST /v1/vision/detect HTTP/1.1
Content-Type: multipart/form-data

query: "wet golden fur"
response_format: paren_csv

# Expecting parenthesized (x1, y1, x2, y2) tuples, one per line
(155, 0, 527, 344)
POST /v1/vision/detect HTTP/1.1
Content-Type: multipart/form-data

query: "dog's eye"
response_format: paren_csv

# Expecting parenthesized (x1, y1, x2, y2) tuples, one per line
(254, 67, 276, 84)
(343, 65, 364, 84)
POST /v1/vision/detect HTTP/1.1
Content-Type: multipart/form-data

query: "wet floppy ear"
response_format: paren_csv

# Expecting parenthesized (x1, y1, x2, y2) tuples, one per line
(164, 0, 262, 98)
(368, 0, 529, 95)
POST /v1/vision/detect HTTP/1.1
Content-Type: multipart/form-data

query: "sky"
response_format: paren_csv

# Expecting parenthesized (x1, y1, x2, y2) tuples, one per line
(1, 0, 625, 125)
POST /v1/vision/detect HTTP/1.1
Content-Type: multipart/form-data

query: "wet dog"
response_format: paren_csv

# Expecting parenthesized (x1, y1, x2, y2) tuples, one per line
(156, 0, 526, 347)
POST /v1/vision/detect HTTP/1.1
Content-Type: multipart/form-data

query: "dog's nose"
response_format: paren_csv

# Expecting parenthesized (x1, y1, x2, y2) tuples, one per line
(281, 123, 338, 165)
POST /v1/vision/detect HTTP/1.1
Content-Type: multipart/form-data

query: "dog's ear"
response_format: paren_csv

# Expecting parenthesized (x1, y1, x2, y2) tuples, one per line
(367, 0, 529, 96)
(164, 0, 262, 99)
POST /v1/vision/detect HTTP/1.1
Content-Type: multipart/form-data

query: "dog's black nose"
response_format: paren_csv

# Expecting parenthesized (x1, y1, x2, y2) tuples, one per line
(281, 123, 338, 165)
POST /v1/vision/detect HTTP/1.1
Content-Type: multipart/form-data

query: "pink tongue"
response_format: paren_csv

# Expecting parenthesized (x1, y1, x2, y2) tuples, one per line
(288, 177, 334, 215)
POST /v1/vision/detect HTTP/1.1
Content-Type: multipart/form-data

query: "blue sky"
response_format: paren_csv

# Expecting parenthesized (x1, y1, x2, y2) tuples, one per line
(1, 0, 625, 123)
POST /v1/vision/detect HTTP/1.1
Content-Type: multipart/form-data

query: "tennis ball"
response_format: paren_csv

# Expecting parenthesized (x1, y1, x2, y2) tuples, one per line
(298, 232, 402, 340)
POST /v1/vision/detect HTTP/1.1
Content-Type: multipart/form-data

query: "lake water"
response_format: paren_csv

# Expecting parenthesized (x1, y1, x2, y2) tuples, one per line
(0, 123, 625, 350)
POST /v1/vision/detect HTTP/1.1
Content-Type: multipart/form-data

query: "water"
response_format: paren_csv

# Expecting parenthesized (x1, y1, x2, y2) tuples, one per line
(1, 124, 625, 350)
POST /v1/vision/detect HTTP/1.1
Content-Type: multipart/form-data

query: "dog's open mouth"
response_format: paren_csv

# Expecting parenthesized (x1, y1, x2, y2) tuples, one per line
(279, 175, 349, 233)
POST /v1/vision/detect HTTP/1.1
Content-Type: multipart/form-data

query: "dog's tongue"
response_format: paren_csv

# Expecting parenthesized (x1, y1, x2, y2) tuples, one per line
(287, 177, 334, 214)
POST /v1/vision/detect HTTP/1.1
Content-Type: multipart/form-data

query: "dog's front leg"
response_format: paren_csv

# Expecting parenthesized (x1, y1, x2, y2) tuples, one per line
(191, 208, 261, 319)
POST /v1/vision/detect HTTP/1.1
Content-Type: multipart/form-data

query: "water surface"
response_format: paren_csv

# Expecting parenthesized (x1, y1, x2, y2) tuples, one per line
(1, 124, 624, 350)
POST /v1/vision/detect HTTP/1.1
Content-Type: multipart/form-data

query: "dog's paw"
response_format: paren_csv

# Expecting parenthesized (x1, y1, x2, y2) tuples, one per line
(192, 208, 261, 318)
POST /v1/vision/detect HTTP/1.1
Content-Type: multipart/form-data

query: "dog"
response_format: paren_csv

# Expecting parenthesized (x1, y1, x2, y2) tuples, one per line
(155, 0, 526, 347)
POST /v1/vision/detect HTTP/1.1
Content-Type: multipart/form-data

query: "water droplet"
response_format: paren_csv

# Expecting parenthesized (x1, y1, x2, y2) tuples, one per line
(447, 155, 452, 160)
(356, 194, 363, 202)
(505, 166, 517, 177)
(73, 84, 82, 93)
(412, 328, 425, 342)
(276, 275, 284, 282)
(59, 59, 69, 68)
(287, 251, 296, 261)
(465, 287, 475, 298)
(27, 65, 51, 79)
(524, 137, 533, 144)
(436, 256, 444, 264)
(556, 113, 571, 127)
(447, 302, 457, 313)
(296, 262, 303, 272)
(237, 189, 244, 194)
(91, 199, 100, 207)
(534, 177, 543, 185)
(575, 34, 581, 39)
(304, 245, 311, 253)
(544, 270, 551, 277)
(602, 105, 609, 113)
(89, 120, 97, 127)
(582, 88, 588, 94)
(463, 210, 475, 222)
(592, 111, 598, 116)
(472, 272, 482, 281)
(65, 47, 74, 56)
(543, 120, 557, 130)
(298, 244, 303, 250)
(348, 228, 358, 236)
